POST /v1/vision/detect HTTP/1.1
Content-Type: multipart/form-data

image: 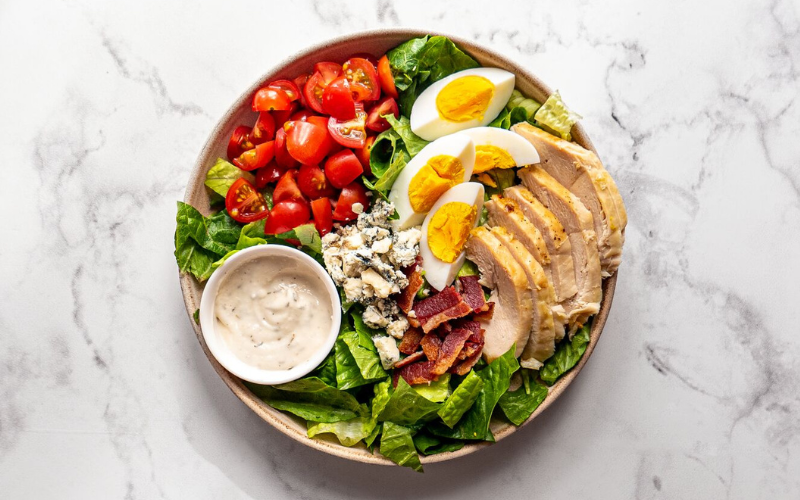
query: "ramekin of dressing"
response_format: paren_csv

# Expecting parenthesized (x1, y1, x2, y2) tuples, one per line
(199, 244, 341, 385)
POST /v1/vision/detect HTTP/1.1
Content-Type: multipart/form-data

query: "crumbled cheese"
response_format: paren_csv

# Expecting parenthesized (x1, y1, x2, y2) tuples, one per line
(389, 227, 422, 267)
(362, 269, 397, 298)
(372, 335, 400, 370)
(372, 237, 392, 254)
(363, 305, 390, 328)
(386, 316, 409, 340)
(352, 202, 364, 214)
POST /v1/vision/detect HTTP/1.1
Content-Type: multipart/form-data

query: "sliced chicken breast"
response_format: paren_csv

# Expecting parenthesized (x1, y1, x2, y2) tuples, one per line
(519, 166, 601, 334)
(466, 227, 533, 361)
(513, 122, 627, 275)
(490, 227, 556, 368)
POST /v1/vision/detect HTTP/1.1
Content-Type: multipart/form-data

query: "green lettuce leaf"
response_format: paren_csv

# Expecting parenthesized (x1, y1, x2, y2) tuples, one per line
(380, 422, 423, 472)
(204, 158, 254, 197)
(489, 107, 511, 129)
(497, 373, 548, 425)
(268, 400, 357, 423)
(175, 202, 240, 281)
(417, 36, 480, 85)
(345, 312, 389, 380)
(412, 431, 465, 456)
(269, 223, 322, 255)
(369, 129, 401, 179)
(386, 36, 429, 91)
(378, 378, 441, 425)
(310, 350, 337, 387)
(246, 377, 362, 413)
(334, 338, 371, 390)
(373, 147, 410, 194)
(412, 374, 451, 403)
(507, 89, 542, 119)
(456, 259, 480, 278)
(540, 323, 591, 385)
(481, 168, 518, 199)
(307, 417, 376, 447)
(384, 114, 429, 156)
(533, 90, 582, 141)
(437, 370, 484, 428)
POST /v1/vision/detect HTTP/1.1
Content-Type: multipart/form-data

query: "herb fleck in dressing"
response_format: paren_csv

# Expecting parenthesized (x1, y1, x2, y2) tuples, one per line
(214, 256, 333, 371)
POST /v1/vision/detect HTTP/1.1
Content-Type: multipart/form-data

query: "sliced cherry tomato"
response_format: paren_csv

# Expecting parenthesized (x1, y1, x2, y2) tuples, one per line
(284, 120, 333, 166)
(298, 164, 335, 199)
(355, 135, 376, 175)
(274, 127, 298, 170)
(264, 200, 310, 234)
(272, 101, 299, 129)
(304, 64, 343, 114)
(332, 182, 369, 222)
(227, 125, 254, 160)
(294, 74, 311, 107)
(267, 79, 301, 102)
(310, 197, 333, 237)
(350, 53, 378, 68)
(306, 115, 330, 129)
(344, 58, 380, 102)
(327, 104, 368, 149)
(250, 112, 276, 145)
(273, 170, 305, 203)
(324, 150, 364, 189)
(290, 109, 318, 122)
(252, 87, 292, 112)
(226, 178, 269, 223)
(254, 163, 282, 188)
(232, 141, 274, 171)
(377, 55, 399, 99)
(366, 97, 399, 132)
(314, 62, 343, 81)
(322, 76, 356, 120)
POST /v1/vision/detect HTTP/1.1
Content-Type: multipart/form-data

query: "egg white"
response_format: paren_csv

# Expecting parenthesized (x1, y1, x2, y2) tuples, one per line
(410, 68, 515, 141)
(389, 134, 475, 230)
(419, 182, 485, 291)
(453, 127, 540, 169)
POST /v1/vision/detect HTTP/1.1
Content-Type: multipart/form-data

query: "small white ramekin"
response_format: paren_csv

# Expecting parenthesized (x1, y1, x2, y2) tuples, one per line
(199, 244, 341, 385)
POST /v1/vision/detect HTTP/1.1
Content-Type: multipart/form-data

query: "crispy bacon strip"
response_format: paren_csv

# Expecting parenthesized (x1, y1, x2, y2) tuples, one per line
(472, 301, 495, 321)
(398, 327, 424, 355)
(431, 328, 472, 376)
(397, 260, 424, 314)
(412, 286, 472, 333)
(457, 341, 482, 360)
(458, 275, 487, 313)
(394, 351, 425, 369)
(450, 349, 483, 375)
(420, 333, 442, 361)
(397, 360, 437, 385)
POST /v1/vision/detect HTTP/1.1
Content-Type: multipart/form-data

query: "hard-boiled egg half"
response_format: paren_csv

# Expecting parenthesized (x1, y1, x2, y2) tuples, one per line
(454, 127, 540, 174)
(410, 68, 515, 141)
(389, 134, 475, 229)
(420, 182, 485, 291)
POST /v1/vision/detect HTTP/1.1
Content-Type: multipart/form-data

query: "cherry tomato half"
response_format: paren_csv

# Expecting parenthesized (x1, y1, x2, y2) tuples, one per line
(274, 127, 298, 170)
(227, 125, 253, 160)
(264, 200, 310, 235)
(350, 53, 378, 68)
(232, 141, 274, 171)
(268, 80, 301, 102)
(272, 101, 299, 130)
(294, 74, 311, 107)
(324, 150, 364, 189)
(290, 109, 319, 122)
(250, 112, 276, 145)
(377, 55, 399, 99)
(354, 135, 376, 176)
(322, 76, 356, 120)
(284, 120, 333, 166)
(226, 178, 269, 223)
(344, 58, 380, 102)
(252, 87, 292, 112)
(311, 197, 333, 237)
(332, 182, 369, 222)
(254, 163, 282, 189)
(328, 104, 368, 149)
(273, 170, 305, 204)
(314, 62, 343, 81)
(366, 97, 399, 132)
(304, 64, 342, 114)
(298, 164, 335, 199)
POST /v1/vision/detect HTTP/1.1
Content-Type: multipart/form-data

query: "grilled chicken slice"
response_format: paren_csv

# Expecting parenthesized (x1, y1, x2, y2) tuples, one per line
(484, 195, 567, 341)
(519, 166, 601, 334)
(490, 227, 556, 368)
(513, 122, 627, 275)
(465, 227, 533, 361)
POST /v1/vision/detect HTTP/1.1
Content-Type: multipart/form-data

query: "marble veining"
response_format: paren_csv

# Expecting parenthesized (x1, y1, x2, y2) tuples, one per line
(1, 0, 799, 498)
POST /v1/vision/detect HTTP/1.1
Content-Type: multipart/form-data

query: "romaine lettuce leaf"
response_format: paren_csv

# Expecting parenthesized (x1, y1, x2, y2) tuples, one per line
(497, 370, 548, 425)
(334, 338, 372, 390)
(310, 350, 337, 387)
(307, 417, 376, 447)
(437, 370, 484, 428)
(412, 431, 465, 456)
(380, 422, 423, 472)
(533, 90, 582, 141)
(346, 312, 389, 380)
(489, 108, 511, 129)
(412, 374, 451, 403)
(384, 114, 429, 156)
(267, 400, 357, 423)
(175, 202, 241, 281)
(246, 377, 362, 413)
(378, 378, 441, 425)
(204, 158, 254, 197)
(540, 323, 591, 385)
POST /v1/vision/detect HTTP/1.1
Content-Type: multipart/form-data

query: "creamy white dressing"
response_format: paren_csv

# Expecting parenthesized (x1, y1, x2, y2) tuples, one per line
(214, 256, 333, 371)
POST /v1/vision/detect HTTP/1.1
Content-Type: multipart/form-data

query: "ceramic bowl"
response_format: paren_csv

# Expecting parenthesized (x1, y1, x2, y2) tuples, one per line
(179, 28, 618, 466)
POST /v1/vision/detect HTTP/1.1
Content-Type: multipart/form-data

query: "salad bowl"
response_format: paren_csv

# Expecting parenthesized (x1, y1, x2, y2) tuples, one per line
(179, 28, 618, 466)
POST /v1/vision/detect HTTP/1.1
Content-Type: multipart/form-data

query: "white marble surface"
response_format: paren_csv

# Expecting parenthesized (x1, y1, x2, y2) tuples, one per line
(2, 0, 799, 497)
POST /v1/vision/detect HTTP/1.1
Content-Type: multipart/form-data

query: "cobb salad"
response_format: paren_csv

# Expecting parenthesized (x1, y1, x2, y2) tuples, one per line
(175, 35, 627, 472)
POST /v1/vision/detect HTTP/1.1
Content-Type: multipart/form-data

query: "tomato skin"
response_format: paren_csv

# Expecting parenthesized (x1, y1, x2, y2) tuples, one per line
(267, 79, 301, 102)
(293, 74, 311, 107)
(290, 109, 319, 122)
(298, 164, 335, 199)
(377, 55, 399, 99)
(366, 97, 400, 132)
(344, 58, 381, 101)
(274, 127, 299, 170)
(254, 163, 282, 189)
(227, 125, 254, 160)
(310, 197, 333, 236)
(264, 200, 311, 234)
(322, 76, 356, 120)
(350, 53, 378, 68)
(251, 112, 276, 145)
(327, 104, 368, 149)
(272, 101, 299, 130)
(324, 150, 364, 189)
(226, 178, 269, 223)
(314, 62, 343, 81)
(284, 120, 333, 166)
(273, 170, 305, 203)
(304, 65, 342, 114)
(355, 135, 376, 176)
(252, 87, 292, 112)
(332, 182, 369, 222)
(233, 141, 274, 171)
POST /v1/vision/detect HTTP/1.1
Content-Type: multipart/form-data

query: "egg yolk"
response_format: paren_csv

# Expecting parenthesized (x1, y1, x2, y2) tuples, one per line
(427, 201, 477, 263)
(436, 76, 495, 123)
(408, 155, 464, 213)
(473, 145, 517, 173)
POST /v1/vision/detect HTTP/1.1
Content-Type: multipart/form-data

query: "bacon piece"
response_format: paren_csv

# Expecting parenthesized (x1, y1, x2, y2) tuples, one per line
(457, 341, 483, 360)
(458, 275, 487, 313)
(472, 301, 495, 321)
(394, 351, 425, 369)
(397, 260, 424, 314)
(420, 333, 442, 361)
(433, 322, 452, 339)
(450, 348, 483, 375)
(398, 327, 424, 355)
(413, 286, 473, 333)
(431, 328, 472, 376)
(397, 360, 437, 385)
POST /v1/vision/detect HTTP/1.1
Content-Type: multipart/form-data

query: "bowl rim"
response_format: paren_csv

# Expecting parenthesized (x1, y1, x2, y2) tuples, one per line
(198, 244, 342, 385)
(179, 27, 618, 466)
